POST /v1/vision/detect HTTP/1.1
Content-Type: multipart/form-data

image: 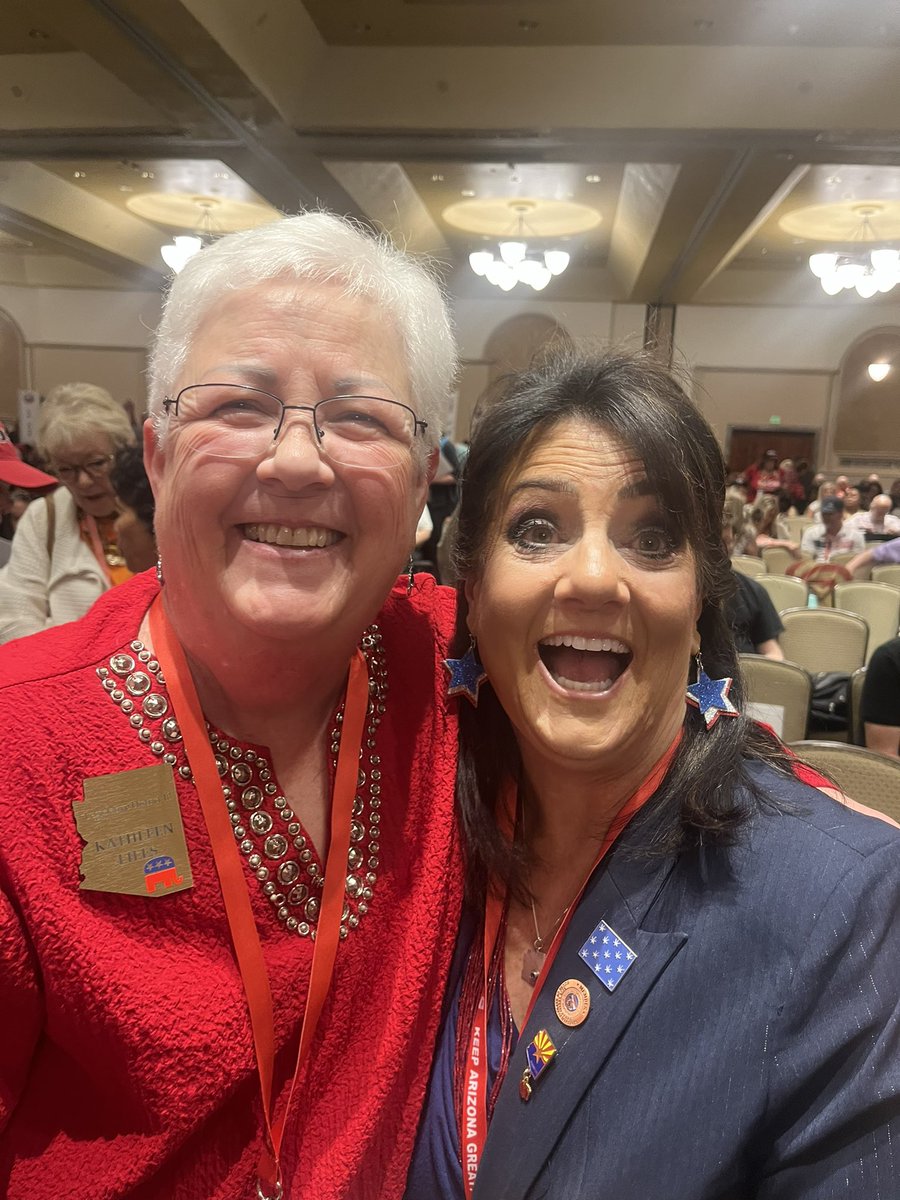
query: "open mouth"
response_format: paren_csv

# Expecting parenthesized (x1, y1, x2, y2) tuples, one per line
(243, 523, 342, 549)
(538, 634, 633, 695)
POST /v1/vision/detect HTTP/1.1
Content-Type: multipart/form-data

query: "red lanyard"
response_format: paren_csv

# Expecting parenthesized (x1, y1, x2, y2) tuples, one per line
(148, 595, 370, 1198)
(459, 734, 680, 1199)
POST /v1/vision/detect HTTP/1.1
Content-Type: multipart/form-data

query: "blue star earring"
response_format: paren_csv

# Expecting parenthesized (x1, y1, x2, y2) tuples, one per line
(443, 636, 488, 707)
(686, 653, 739, 729)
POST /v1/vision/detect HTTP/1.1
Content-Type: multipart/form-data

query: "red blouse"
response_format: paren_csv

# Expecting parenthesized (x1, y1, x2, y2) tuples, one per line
(0, 571, 462, 1200)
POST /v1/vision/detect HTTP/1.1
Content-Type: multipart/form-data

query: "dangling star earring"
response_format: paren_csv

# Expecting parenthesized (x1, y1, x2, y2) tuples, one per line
(443, 635, 488, 707)
(685, 652, 739, 729)
(406, 554, 415, 597)
(156, 556, 164, 587)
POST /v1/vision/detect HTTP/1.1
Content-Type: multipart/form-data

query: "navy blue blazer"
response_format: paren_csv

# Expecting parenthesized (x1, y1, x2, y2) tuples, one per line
(472, 766, 900, 1199)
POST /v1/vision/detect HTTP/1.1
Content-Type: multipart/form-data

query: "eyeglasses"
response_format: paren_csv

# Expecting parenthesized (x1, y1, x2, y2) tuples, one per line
(54, 455, 114, 483)
(162, 384, 428, 470)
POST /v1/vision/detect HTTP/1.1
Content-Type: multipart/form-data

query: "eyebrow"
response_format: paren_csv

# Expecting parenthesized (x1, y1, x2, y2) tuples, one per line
(198, 367, 394, 397)
(509, 476, 659, 501)
(202, 364, 279, 390)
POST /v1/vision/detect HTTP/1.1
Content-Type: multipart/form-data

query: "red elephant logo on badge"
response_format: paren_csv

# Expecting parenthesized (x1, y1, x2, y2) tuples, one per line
(143, 855, 184, 894)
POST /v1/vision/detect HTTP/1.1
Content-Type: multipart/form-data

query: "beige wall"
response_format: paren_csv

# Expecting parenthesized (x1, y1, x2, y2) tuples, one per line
(28, 345, 148, 417)
(692, 368, 831, 458)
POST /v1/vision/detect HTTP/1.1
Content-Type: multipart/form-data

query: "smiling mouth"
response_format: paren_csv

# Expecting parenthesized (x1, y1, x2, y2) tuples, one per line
(243, 523, 342, 548)
(538, 634, 633, 695)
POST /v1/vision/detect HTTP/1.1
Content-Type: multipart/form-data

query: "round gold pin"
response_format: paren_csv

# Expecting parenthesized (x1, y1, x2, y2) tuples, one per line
(554, 979, 591, 1027)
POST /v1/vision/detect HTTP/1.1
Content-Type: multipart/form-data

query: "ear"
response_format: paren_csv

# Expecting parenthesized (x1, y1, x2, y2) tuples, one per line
(143, 417, 164, 498)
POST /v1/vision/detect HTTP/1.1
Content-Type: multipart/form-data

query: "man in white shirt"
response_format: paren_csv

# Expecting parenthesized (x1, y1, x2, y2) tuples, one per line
(800, 497, 866, 562)
(848, 493, 900, 538)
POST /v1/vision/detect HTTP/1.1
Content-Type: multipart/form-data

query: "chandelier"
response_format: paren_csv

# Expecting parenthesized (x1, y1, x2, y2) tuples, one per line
(808, 206, 900, 298)
(468, 203, 570, 292)
(160, 199, 220, 273)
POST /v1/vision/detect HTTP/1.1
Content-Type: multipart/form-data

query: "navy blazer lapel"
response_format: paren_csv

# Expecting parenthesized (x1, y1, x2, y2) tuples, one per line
(473, 845, 688, 1200)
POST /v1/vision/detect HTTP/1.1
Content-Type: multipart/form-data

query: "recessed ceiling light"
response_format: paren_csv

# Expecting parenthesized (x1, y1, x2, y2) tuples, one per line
(119, 185, 133, 193)
(461, 189, 476, 198)
(141, 171, 155, 179)
(518, 19, 539, 31)
(585, 174, 601, 184)
(693, 18, 714, 31)
(787, 23, 800, 35)
(826, 175, 842, 185)
(72, 170, 86, 179)
(431, 173, 445, 183)
(214, 171, 230, 180)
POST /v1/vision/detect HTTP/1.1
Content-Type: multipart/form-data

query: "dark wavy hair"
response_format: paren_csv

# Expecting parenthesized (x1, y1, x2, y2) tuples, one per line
(110, 444, 155, 534)
(453, 349, 794, 903)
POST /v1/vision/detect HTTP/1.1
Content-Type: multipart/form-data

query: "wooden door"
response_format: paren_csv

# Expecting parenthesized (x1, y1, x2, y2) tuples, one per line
(727, 428, 818, 474)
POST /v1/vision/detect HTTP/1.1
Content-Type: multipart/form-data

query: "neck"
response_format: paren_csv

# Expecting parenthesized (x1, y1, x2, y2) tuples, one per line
(140, 593, 356, 751)
(520, 717, 681, 880)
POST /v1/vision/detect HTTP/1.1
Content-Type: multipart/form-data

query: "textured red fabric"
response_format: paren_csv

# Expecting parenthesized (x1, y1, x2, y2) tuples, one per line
(0, 571, 463, 1199)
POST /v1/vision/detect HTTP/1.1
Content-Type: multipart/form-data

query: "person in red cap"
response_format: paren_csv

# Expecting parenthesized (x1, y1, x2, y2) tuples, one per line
(0, 422, 57, 565)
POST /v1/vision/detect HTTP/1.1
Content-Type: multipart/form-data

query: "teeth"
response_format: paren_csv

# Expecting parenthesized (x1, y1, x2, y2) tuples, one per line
(553, 675, 615, 694)
(244, 524, 338, 548)
(542, 634, 630, 653)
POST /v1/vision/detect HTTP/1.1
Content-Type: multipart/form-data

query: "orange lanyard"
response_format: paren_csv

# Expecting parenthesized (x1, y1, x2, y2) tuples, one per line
(148, 595, 370, 1198)
(81, 514, 114, 584)
(459, 734, 681, 1198)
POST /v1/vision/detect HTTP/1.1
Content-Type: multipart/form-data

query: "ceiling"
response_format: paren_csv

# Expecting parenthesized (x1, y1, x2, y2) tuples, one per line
(3, 0, 900, 306)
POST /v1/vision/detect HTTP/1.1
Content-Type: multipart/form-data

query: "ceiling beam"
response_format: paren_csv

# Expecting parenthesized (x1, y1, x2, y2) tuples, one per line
(658, 151, 808, 302)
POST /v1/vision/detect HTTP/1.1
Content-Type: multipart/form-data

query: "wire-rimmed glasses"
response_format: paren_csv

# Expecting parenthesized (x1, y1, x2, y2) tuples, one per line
(53, 455, 114, 484)
(162, 383, 427, 470)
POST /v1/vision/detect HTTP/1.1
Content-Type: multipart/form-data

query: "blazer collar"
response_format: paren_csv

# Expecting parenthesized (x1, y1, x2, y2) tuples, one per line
(473, 823, 688, 1200)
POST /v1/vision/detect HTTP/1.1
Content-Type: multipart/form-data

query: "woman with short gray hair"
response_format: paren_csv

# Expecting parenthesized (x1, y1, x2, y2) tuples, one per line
(0, 380, 136, 643)
(0, 211, 462, 1200)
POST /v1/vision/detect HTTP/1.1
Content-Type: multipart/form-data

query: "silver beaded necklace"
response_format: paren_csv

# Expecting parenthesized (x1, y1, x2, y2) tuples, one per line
(96, 624, 387, 941)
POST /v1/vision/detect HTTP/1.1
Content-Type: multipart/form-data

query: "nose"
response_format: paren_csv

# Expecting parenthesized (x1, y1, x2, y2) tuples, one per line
(256, 408, 335, 488)
(554, 530, 629, 609)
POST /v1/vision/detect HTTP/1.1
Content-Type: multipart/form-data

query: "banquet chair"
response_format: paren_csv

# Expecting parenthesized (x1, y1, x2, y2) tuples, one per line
(779, 608, 868, 674)
(739, 654, 811, 742)
(833, 581, 900, 664)
(760, 546, 797, 576)
(872, 564, 900, 587)
(789, 741, 900, 824)
(781, 516, 812, 541)
(732, 555, 766, 578)
(755, 574, 808, 613)
(828, 551, 860, 570)
(849, 667, 867, 746)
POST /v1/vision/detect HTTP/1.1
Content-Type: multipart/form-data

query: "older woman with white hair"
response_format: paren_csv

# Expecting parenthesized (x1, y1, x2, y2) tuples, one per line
(0, 213, 463, 1200)
(0, 382, 136, 642)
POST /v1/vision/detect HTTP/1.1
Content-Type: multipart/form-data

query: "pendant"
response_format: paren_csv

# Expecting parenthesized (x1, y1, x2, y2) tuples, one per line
(521, 945, 545, 987)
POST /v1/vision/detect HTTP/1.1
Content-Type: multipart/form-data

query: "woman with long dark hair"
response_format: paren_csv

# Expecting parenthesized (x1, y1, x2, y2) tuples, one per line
(406, 351, 900, 1200)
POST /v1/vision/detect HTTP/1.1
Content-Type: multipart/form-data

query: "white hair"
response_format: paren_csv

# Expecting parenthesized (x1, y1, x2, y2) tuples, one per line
(147, 212, 457, 455)
(38, 382, 136, 461)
